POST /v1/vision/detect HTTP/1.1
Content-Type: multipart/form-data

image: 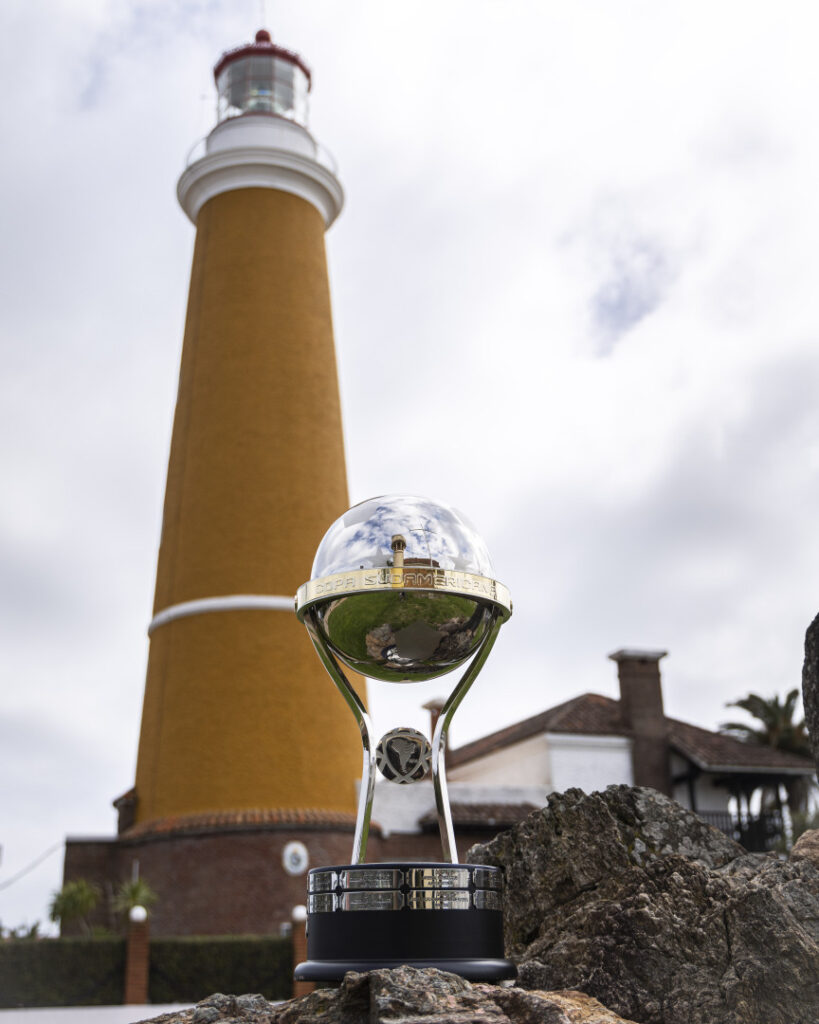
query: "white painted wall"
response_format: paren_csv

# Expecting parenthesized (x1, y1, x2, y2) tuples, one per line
(671, 752, 692, 809)
(693, 774, 731, 812)
(368, 779, 550, 836)
(547, 733, 633, 793)
(449, 731, 633, 799)
(370, 778, 436, 835)
(670, 753, 731, 813)
(447, 732, 552, 786)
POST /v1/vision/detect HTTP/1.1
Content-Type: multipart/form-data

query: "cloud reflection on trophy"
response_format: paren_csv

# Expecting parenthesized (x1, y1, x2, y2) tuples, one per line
(293, 495, 514, 981)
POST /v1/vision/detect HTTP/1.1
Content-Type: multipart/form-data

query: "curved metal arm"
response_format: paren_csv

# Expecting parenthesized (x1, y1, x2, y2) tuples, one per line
(431, 610, 505, 863)
(304, 611, 376, 864)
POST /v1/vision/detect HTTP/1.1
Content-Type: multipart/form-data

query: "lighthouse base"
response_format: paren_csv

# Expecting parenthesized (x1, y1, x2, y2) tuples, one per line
(294, 861, 516, 983)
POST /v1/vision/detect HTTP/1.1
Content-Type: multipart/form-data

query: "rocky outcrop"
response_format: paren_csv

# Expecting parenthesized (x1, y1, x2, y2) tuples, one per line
(791, 828, 819, 869)
(135, 966, 636, 1023)
(803, 611, 819, 771)
(137, 786, 819, 1024)
(470, 786, 819, 1024)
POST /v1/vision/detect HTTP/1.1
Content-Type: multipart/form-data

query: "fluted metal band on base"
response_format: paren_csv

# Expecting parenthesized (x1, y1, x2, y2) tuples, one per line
(294, 862, 515, 982)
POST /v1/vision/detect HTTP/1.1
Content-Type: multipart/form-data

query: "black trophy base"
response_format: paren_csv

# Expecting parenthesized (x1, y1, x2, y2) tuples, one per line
(294, 955, 515, 983)
(294, 862, 516, 984)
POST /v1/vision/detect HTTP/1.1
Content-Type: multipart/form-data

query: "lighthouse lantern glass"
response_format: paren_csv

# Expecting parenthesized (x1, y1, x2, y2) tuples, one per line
(216, 56, 309, 125)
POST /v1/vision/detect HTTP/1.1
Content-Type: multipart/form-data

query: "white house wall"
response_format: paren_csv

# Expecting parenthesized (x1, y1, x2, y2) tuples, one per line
(370, 778, 437, 836)
(546, 733, 633, 793)
(693, 775, 731, 812)
(670, 752, 731, 813)
(448, 732, 634, 796)
(447, 733, 552, 786)
(368, 779, 551, 836)
(670, 752, 693, 809)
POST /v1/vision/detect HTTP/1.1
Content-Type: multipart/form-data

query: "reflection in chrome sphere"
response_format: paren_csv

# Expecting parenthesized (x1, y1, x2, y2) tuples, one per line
(311, 495, 494, 579)
(303, 495, 501, 683)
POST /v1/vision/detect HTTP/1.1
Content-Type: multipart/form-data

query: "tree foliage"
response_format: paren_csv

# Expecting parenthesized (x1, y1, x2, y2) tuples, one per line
(111, 878, 157, 917)
(721, 689, 811, 755)
(721, 688, 815, 815)
(48, 880, 100, 936)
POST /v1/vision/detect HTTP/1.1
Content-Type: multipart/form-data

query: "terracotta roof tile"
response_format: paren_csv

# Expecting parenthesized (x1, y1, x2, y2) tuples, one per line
(449, 693, 625, 767)
(667, 717, 815, 774)
(122, 807, 361, 840)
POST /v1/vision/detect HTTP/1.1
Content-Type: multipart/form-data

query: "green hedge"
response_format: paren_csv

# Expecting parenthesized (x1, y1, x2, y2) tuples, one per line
(0, 938, 125, 1007)
(0, 935, 292, 1008)
(149, 936, 292, 1004)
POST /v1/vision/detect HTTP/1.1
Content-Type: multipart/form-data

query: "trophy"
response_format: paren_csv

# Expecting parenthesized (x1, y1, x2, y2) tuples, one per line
(293, 495, 514, 981)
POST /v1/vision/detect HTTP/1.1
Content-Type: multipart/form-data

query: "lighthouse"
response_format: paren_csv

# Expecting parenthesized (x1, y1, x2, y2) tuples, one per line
(63, 29, 365, 936)
(133, 27, 360, 828)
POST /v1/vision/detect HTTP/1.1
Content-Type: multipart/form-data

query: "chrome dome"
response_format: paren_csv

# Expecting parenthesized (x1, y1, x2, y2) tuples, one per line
(297, 495, 510, 683)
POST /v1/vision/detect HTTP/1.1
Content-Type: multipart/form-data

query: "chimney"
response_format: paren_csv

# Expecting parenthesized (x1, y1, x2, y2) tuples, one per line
(609, 649, 672, 797)
(422, 698, 445, 738)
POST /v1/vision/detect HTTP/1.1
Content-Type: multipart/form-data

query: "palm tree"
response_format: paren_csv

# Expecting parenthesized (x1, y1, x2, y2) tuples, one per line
(48, 879, 100, 935)
(112, 878, 158, 918)
(721, 688, 814, 815)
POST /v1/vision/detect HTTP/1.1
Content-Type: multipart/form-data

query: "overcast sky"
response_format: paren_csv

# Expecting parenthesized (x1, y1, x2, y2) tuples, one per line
(2, 0, 819, 932)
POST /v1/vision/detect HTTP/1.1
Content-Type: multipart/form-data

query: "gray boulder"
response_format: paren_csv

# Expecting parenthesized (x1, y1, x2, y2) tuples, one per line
(803, 610, 819, 771)
(135, 966, 636, 1023)
(791, 828, 819, 868)
(469, 786, 819, 1024)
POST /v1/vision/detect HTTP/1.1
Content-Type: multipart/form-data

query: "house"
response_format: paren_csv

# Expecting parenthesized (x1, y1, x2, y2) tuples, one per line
(371, 649, 816, 854)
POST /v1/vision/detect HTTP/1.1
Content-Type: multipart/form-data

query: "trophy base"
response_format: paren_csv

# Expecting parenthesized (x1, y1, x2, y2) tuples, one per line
(295, 861, 516, 984)
(294, 956, 515, 983)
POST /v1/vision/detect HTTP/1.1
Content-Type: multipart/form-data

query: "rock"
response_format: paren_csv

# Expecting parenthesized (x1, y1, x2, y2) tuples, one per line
(791, 829, 819, 868)
(803, 611, 819, 771)
(192, 1009, 222, 1024)
(133, 967, 636, 1023)
(235, 994, 272, 1016)
(469, 786, 819, 1024)
(489, 986, 637, 1023)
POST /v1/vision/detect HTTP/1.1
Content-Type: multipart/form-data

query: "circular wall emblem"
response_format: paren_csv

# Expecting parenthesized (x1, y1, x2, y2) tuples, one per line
(282, 840, 310, 876)
(376, 727, 432, 784)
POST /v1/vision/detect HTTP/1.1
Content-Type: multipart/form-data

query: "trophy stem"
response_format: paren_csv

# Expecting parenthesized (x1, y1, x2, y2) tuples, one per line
(431, 612, 505, 863)
(305, 612, 376, 863)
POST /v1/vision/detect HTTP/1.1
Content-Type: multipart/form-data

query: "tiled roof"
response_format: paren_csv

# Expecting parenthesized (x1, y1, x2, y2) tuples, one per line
(448, 693, 624, 767)
(417, 802, 539, 830)
(667, 717, 815, 774)
(122, 806, 361, 840)
(449, 692, 816, 777)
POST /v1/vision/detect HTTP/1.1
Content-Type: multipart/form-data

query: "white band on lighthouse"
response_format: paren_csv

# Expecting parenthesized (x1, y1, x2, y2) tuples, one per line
(177, 115, 344, 227)
(148, 594, 295, 635)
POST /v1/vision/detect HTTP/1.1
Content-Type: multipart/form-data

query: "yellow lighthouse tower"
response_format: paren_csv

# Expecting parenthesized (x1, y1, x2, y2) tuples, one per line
(134, 29, 360, 826)
(62, 28, 369, 938)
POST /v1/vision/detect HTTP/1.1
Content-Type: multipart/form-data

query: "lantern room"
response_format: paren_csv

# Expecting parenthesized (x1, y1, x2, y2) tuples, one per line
(213, 29, 311, 126)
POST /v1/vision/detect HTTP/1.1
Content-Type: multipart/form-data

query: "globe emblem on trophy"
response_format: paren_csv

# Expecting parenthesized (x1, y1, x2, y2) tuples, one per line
(293, 495, 514, 981)
(376, 728, 431, 784)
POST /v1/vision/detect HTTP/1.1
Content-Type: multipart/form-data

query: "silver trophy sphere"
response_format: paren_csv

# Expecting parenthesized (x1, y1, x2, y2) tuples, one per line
(296, 495, 512, 863)
(294, 496, 514, 981)
(304, 495, 504, 683)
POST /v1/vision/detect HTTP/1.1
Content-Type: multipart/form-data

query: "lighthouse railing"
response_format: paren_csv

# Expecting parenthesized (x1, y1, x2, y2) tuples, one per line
(183, 131, 338, 176)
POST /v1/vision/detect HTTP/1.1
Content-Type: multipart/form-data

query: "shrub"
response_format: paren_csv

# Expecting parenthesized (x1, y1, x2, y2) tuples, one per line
(149, 935, 292, 1003)
(0, 938, 125, 1008)
(0, 934, 292, 1007)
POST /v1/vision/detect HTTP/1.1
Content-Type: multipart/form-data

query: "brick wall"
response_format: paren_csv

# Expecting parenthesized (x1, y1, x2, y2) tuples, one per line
(63, 823, 507, 937)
